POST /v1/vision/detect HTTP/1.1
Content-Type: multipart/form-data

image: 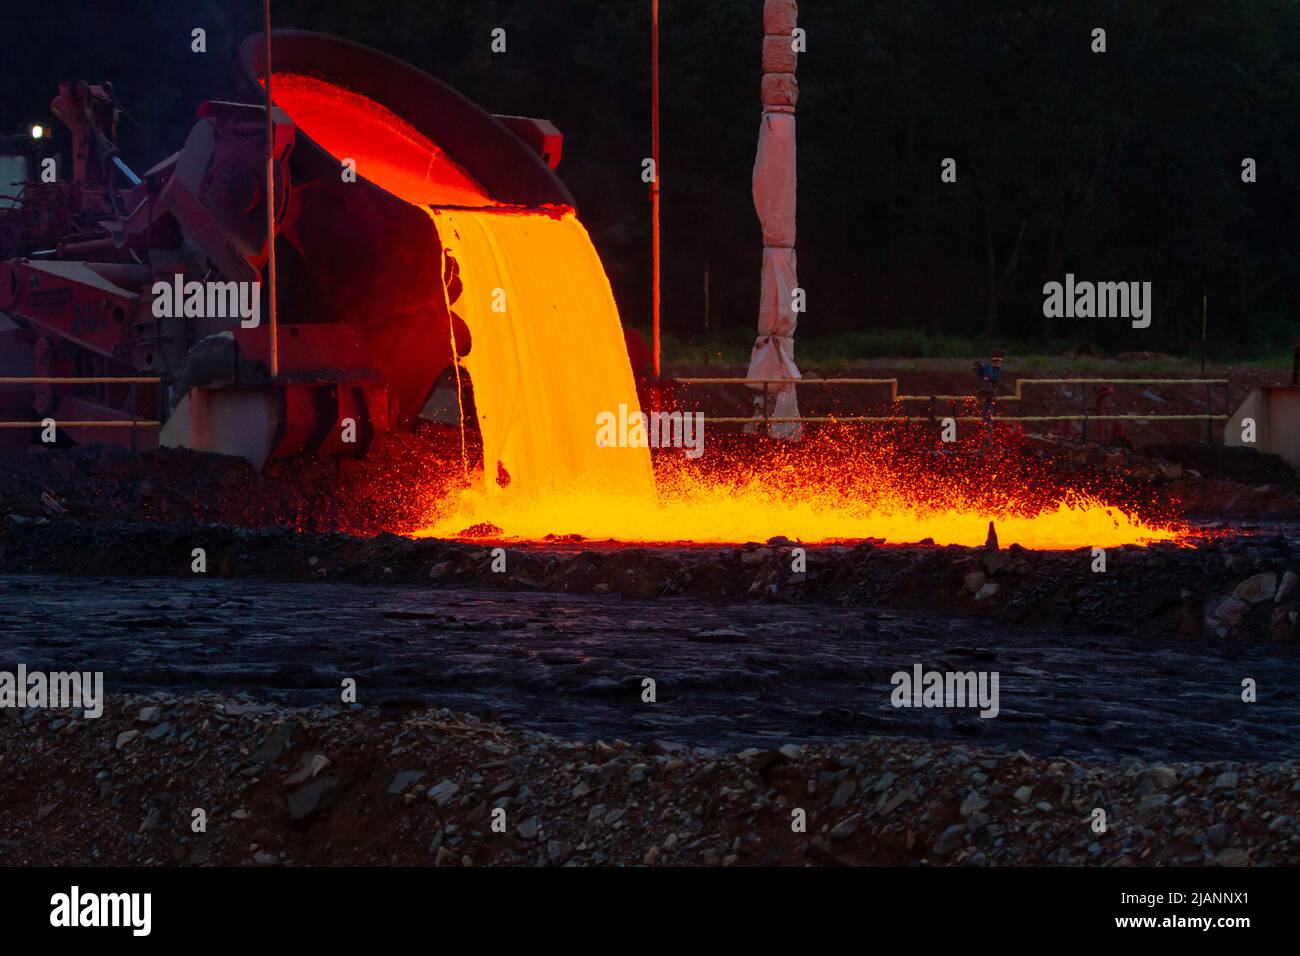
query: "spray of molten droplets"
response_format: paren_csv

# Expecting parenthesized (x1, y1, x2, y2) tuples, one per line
(429, 447, 1181, 548)
(415, 210, 1177, 547)
(415, 224, 1180, 547)
(270, 73, 1179, 549)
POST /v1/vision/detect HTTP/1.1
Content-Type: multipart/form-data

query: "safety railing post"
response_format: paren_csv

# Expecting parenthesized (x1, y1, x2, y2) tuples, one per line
(1204, 383, 1213, 444)
(129, 381, 138, 452)
(1081, 383, 1089, 442)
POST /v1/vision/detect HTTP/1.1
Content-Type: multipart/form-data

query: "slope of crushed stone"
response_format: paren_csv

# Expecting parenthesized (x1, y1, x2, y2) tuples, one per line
(1, 695, 1295, 867)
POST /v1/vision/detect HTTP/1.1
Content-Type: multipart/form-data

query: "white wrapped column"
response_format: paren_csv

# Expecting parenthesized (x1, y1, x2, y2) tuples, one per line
(746, 0, 802, 440)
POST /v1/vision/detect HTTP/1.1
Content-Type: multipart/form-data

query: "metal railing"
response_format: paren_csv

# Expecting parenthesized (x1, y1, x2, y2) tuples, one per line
(0, 376, 163, 448)
(671, 376, 1232, 439)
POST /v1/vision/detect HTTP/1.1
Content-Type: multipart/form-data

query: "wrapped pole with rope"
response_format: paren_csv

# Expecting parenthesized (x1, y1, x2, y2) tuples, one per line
(746, 0, 802, 440)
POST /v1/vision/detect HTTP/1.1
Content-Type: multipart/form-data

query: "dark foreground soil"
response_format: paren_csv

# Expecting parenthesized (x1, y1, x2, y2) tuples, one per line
(5, 574, 1298, 760)
(1, 693, 1295, 867)
(3, 512, 1297, 643)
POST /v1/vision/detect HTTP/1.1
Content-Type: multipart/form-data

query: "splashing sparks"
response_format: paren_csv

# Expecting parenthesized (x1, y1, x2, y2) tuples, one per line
(421, 433, 1184, 549)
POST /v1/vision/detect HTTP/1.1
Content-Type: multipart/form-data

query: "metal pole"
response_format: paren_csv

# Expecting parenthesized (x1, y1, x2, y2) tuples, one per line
(702, 261, 710, 367)
(1205, 384, 1213, 444)
(263, 1, 279, 379)
(1200, 287, 1207, 377)
(1081, 382, 1089, 442)
(703, 260, 710, 337)
(650, 0, 661, 379)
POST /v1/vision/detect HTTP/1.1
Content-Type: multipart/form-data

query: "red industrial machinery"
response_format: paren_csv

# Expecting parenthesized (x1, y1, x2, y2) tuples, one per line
(0, 32, 570, 467)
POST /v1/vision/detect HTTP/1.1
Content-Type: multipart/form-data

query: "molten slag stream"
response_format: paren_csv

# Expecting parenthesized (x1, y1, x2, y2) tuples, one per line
(417, 207, 1178, 548)
(425, 207, 655, 502)
(270, 72, 1181, 549)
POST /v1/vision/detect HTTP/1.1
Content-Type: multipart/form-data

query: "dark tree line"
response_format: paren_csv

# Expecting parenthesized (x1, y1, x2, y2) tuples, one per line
(4, 0, 1298, 356)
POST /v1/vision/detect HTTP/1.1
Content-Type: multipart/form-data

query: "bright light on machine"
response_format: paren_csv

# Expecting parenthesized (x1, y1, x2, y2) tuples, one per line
(30, 125, 45, 139)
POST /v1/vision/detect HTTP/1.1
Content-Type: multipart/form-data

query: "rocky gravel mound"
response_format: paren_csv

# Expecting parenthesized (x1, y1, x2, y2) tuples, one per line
(0, 428, 464, 535)
(1, 694, 1294, 867)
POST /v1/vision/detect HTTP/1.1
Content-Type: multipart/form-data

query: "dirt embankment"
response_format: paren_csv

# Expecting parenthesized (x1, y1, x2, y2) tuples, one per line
(1, 694, 1293, 867)
(1, 433, 1297, 648)
(0, 428, 466, 536)
(1, 512, 1297, 644)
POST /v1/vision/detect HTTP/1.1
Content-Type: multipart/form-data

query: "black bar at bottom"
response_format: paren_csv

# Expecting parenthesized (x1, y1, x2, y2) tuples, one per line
(0, 865, 1276, 942)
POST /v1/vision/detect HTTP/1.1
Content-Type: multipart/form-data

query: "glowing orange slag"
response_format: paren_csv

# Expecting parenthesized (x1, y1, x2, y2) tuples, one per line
(426, 207, 655, 502)
(429, 460, 1183, 549)
(271, 74, 496, 206)
(272, 73, 1182, 550)
(416, 205, 1179, 549)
